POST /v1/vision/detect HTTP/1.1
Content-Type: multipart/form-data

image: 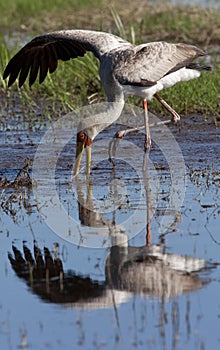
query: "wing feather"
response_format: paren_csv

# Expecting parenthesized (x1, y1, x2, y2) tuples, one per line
(3, 29, 130, 87)
(18, 54, 33, 87)
(29, 52, 40, 86)
(114, 42, 206, 86)
(39, 49, 49, 84)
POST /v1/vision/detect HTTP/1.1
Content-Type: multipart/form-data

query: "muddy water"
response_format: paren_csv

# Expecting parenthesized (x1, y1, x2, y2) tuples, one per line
(0, 114, 219, 350)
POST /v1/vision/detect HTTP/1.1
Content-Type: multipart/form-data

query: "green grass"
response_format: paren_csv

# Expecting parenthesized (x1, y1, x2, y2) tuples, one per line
(0, 1, 219, 119)
(151, 67, 220, 117)
(0, 0, 101, 28)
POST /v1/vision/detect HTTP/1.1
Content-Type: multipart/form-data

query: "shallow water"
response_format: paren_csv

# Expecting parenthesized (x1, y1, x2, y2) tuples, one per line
(171, 0, 220, 9)
(0, 113, 219, 350)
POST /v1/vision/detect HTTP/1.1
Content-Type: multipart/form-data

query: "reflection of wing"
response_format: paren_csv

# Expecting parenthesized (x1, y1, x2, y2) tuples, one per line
(8, 245, 63, 279)
(8, 243, 131, 308)
(8, 244, 106, 304)
(3, 30, 130, 87)
(114, 42, 206, 86)
(8, 243, 215, 305)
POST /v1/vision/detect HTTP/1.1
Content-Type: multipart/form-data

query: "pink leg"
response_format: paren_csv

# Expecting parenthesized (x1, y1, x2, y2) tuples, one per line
(143, 99, 151, 150)
(154, 93, 180, 122)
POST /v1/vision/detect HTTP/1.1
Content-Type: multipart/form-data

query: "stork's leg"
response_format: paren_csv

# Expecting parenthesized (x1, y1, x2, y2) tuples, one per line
(143, 99, 151, 150)
(154, 93, 180, 122)
(142, 150, 151, 247)
(109, 95, 179, 161)
(108, 137, 121, 166)
(110, 95, 180, 144)
(108, 100, 151, 162)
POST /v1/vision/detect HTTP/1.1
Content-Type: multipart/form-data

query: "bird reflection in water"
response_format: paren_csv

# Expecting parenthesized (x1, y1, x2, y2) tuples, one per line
(8, 240, 214, 307)
(8, 150, 216, 306)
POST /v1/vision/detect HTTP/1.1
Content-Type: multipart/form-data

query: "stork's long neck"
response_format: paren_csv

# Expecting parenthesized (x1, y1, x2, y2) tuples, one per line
(78, 95, 125, 140)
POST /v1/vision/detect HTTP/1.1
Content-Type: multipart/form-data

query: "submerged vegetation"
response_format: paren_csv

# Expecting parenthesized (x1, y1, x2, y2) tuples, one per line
(0, 0, 219, 119)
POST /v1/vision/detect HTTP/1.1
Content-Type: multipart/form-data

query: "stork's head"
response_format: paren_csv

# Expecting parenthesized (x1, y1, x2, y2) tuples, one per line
(74, 130, 93, 177)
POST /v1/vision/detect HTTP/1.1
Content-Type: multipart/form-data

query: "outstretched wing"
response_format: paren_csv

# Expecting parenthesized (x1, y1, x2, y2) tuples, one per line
(114, 41, 206, 86)
(3, 29, 131, 87)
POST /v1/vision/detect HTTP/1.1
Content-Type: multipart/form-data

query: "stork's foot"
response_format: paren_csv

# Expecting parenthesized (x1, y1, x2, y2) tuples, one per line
(115, 126, 146, 139)
(108, 137, 122, 165)
(115, 130, 127, 139)
(170, 111, 181, 123)
(109, 125, 146, 164)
